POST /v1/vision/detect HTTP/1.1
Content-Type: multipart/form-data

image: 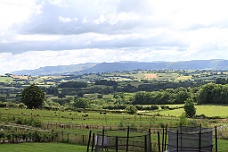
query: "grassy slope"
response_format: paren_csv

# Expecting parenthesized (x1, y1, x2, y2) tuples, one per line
(0, 107, 227, 151)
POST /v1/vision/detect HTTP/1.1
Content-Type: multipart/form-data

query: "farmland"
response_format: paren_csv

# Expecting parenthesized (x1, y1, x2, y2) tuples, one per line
(0, 70, 228, 151)
(0, 106, 228, 151)
(157, 105, 228, 118)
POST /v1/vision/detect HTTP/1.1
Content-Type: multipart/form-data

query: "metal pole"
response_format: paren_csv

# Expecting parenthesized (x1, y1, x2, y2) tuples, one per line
(177, 131, 179, 152)
(115, 136, 118, 152)
(158, 131, 161, 152)
(199, 126, 201, 152)
(215, 126, 218, 152)
(148, 129, 152, 152)
(87, 130, 92, 152)
(180, 124, 182, 151)
(91, 133, 95, 152)
(162, 127, 165, 152)
(126, 126, 130, 152)
(145, 135, 147, 152)
(102, 127, 105, 151)
(164, 124, 168, 151)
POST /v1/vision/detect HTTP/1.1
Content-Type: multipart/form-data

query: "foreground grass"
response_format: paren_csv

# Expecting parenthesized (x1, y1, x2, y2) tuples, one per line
(0, 141, 227, 152)
(0, 143, 86, 152)
(217, 139, 228, 152)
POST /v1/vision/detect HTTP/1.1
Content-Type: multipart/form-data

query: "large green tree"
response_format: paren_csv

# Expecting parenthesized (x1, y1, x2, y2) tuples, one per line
(197, 83, 228, 104)
(21, 84, 45, 109)
(74, 98, 89, 108)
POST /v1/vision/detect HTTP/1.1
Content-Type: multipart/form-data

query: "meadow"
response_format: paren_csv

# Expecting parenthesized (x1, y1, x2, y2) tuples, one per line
(157, 105, 228, 118)
(0, 108, 179, 128)
(0, 106, 228, 151)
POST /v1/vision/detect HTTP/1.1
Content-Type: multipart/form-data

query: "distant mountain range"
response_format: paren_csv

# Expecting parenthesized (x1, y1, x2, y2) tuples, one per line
(12, 59, 228, 76)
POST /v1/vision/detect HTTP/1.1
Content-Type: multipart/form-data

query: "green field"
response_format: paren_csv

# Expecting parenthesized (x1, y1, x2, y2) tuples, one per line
(0, 108, 177, 128)
(157, 105, 228, 118)
(0, 143, 86, 152)
(0, 77, 13, 84)
(0, 107, 228, 151)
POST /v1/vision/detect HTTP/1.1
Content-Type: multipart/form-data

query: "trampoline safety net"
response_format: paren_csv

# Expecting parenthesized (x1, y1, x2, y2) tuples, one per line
(167, 126, 213, 152)
(93, 128, 152, 152)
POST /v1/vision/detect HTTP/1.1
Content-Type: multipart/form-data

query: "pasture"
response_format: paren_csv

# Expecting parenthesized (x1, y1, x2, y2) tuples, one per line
(0, 108, 178, 128)
(0, 107, 227, 151)
(157, 105, 228, 118)
(0, 77, 13, 84)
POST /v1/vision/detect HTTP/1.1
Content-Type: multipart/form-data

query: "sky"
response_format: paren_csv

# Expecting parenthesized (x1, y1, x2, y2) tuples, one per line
(1, 0, 228, 74)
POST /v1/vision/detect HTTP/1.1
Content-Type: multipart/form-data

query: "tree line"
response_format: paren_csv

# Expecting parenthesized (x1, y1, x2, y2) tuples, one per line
(133, 83, 228, 105)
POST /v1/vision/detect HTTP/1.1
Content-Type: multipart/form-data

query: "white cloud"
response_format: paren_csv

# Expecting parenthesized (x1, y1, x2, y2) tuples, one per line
(0, 0, 228, 74)
(58, 16, 78, 23)
(48, 0, 68, 7)
(93, 12, 140, 25)
(0, 0, 41, 31)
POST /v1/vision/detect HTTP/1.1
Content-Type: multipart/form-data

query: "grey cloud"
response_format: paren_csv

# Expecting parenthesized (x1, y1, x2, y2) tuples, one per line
(0, 32, 187, 54)
(16, 0, 159, 35)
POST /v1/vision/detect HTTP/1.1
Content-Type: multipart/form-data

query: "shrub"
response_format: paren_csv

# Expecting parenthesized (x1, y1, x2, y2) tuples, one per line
(125, 105, 137, 114)
(150, 105, 159, 110)
(160, 105, 169, 110)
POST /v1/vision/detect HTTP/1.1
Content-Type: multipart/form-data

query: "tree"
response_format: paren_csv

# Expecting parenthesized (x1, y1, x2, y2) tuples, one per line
(197, 83, 216, 104)
(184, 98, 196, 118)
(21, 84, 45, 109)
(197, 83, 228, 104)
(74, 98, 89, 108)
(173, 90, 189, 104)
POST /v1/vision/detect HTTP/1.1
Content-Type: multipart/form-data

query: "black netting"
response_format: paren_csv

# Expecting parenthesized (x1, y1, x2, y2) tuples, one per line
(93, 128, 152, 152)
(167, 126, 213, 152)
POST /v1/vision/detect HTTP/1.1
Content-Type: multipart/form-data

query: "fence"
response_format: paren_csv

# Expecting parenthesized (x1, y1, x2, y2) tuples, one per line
(0, 124, 88, 145)
(0, 123, 226, 152)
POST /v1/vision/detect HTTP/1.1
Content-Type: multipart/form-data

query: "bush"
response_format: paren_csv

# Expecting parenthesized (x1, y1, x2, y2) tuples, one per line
(0, 102, 7, 107)
(150, 105, 159, 110)
(104, 105, 126, 110)
(18, 103, 27, 109)
(125, 105, 137, 114)
(161, 105, 169, 110)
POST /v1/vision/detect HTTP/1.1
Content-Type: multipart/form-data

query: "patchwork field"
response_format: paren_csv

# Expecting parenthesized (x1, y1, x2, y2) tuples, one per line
(144, 74, 158, 79)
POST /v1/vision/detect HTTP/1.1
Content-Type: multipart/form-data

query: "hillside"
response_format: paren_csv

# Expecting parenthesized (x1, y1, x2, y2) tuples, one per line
(12, 59, 228, 76)
(12, 63, 97, 76)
